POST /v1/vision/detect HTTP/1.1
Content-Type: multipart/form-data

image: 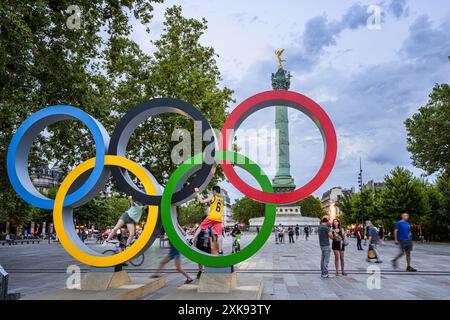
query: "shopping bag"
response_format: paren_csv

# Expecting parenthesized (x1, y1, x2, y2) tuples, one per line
(367, 245, 377, 259)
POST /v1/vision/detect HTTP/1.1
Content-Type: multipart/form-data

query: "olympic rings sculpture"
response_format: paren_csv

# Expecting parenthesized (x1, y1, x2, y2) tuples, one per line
(7, 90, 337, 267)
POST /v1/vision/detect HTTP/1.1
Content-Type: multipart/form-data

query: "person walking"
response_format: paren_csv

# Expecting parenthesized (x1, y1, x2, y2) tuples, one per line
(378, 224, 385, 245)
(366, 220, 382, 263)
(331, 219, 347, 276)
(304, 225, 310, 241)
(318, 216, 333, 278)
(151, 223, 193, 284)
(278, 224, 285, 244)
(274, 226, 279, 244)
(5, 233, 11, 245)
(288, 226, 295, 244)
(392, 213, 417, 272)
(355, 224, 363, 250)
(295, 224, 300, 241)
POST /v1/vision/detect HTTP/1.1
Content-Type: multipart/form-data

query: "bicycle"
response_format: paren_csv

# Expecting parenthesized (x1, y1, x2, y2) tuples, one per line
(232, 233, 241, 253)
(101, 239, 145, 267)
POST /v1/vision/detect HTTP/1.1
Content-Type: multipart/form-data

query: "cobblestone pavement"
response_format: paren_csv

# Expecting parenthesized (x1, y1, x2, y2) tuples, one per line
(1, 234, 449, 299)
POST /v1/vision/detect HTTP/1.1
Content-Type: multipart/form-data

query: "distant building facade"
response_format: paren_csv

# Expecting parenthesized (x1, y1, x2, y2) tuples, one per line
(363, 180, 384, 191)
(30, 166, 63, 194)
(321, 187, 354, 219)
(221, 189, 234, 227)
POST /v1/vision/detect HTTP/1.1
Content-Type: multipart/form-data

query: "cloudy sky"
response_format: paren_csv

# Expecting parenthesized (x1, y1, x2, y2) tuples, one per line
(130, 0, 450, 202)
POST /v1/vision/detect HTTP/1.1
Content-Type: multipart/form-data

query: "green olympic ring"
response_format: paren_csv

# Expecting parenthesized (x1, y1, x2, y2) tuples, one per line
(161, 150, 276, 267)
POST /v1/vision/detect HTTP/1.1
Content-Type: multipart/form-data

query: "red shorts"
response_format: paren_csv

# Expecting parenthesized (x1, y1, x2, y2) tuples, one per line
(200, 218, 223, 235)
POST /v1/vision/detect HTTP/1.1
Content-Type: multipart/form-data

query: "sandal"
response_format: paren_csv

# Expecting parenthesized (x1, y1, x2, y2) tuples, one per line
(184, 278, 193, 284)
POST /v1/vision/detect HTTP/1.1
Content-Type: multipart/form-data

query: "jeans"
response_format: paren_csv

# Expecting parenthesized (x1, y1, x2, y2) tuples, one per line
(320, 245, 331, 275)
(289, 234, 295, 243)
(357, 238, 362, 250)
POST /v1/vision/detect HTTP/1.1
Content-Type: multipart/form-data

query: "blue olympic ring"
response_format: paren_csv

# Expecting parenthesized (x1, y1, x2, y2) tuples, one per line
(7, 106, 110, 209)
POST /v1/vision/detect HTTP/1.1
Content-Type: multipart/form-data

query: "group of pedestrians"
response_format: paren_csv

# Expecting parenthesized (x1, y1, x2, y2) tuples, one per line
(319, 213, 417, 278)
(100, 187, 418, 284)
(274, 224, 311, 244)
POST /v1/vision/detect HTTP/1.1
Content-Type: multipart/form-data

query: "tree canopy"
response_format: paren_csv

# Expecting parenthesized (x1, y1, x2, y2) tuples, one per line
(405, 82, 450, 176)
(0, 2, 233, 230)
(232, 197, 264, 225)
(298, 195, 325, 218)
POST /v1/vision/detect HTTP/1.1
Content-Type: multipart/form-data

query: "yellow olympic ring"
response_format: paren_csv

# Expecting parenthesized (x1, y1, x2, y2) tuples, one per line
(53, 155, 159, 267)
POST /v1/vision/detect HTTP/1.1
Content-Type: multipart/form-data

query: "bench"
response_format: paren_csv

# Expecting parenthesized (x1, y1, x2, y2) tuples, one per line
(0, 239, 41, 246)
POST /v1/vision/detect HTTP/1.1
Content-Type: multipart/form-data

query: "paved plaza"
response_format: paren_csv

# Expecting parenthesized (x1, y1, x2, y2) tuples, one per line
(1, 234, 449, 300)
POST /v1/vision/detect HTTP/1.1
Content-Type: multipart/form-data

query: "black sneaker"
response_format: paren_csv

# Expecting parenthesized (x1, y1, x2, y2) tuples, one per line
(407, 266, 417, 272)
(218, 251, 224, 255)
(196, 270, 202, 279)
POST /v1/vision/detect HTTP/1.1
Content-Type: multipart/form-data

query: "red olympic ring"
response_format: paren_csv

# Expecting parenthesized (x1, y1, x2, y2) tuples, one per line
(219, 90, 337, 205)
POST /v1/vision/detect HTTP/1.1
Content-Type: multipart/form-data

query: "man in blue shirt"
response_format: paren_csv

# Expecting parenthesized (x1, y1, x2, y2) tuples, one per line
(391, 213, 417, 272)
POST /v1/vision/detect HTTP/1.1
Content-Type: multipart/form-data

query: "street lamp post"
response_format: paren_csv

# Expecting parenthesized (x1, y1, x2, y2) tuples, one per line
(358, 158, 365, 225)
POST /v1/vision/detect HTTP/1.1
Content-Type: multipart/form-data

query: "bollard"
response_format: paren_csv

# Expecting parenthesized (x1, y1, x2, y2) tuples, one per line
(0, 265, 21, 300)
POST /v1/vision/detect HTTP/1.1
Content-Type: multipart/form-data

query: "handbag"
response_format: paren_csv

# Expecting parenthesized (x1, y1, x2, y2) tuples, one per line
(343, 237, 349, 247)
(367, 244, 377, 259)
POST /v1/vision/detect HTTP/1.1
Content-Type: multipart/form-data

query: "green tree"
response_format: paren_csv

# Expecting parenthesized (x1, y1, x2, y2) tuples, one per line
(405, 82, 450, 176)
(336, 193, 356, 225)
(421, 174, 450, 240)
(74, 195, 129, 229)
(117, 5, 233, 188)
(379, 167, 429, 225)
(298, 195, 325, 218)
(0, 3, 232, 230)
(337, 190, 382, 225)
(178, 200, 206, 226)
(232, 197, 264, 225)
(0, 0, 162, 228)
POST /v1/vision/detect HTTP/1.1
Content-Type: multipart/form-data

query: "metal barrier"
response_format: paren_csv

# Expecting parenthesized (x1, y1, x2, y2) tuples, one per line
(0, 265, 20, 300)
